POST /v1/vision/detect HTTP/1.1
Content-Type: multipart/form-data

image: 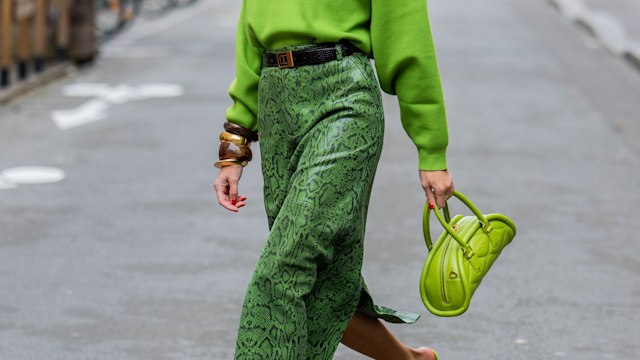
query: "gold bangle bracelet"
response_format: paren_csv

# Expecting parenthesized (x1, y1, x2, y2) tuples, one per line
(219, 141, 252, 162)
(218, 162, 243, 168)
(214, 159, 248, 169)
(224, 121, 259, 142)
(219, 131, 251, 146)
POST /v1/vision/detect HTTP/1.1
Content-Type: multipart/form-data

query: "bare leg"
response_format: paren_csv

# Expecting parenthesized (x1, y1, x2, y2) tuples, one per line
(340, 311, 437, 360)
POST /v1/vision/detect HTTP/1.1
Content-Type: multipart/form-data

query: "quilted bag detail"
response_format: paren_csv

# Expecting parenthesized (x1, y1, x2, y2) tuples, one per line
(419, 191, 516, 317)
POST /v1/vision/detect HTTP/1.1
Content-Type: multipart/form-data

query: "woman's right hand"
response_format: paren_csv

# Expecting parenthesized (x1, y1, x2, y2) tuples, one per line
(214, 165, 247, 212)
(419, 169, 455, 210)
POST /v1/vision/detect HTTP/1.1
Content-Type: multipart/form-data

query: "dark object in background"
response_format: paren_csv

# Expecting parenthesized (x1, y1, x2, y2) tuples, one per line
(70, 0, 97, 65)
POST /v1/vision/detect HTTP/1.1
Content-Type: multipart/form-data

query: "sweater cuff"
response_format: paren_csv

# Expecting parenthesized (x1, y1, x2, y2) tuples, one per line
(417, 147, 447, 171)
(224, 96, 259, 132)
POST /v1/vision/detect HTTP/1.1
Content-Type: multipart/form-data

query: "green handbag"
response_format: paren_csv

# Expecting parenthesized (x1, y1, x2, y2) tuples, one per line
(419, 191, 516, 317)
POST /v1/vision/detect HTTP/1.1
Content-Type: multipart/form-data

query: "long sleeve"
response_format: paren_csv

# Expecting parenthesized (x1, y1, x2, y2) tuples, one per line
(371, 0, 448, 170)
(224, 1, 263, 132)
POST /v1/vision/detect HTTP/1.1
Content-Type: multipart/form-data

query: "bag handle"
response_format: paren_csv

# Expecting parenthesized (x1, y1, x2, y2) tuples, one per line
(422, 191, 492, 253)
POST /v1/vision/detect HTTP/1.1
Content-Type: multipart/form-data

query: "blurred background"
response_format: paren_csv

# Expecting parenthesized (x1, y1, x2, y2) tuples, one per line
(1, 0, 639, 359)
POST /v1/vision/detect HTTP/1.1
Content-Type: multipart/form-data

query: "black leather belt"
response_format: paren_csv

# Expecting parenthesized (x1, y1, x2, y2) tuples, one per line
(263, 41, 363, 68)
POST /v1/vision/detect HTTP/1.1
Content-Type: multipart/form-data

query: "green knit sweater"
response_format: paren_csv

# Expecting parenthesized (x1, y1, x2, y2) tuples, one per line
(225, 0, 448, 170)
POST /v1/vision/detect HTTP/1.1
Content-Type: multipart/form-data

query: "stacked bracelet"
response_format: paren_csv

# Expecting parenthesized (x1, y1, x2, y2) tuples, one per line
(220, 131, 250, 146)
(214, 122, 258, 169)
(219, 141, 252, 162)
(217, 159, 249, 168)
(224, 121, 259, 142)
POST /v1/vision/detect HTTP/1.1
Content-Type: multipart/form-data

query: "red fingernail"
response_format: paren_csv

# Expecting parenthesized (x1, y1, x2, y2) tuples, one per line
(429, 202, 435, 209)
(231, 199, 237, 205)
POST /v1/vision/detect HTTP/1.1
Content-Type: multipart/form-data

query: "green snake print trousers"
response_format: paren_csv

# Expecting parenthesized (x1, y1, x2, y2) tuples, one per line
(234, 43, 419, 360)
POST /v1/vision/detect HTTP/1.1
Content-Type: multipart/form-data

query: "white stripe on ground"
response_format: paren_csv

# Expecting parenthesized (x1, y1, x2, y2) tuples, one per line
(0, 166, 66, 185)
(52, 83, 184, 129)
(51, 99, 109, 130)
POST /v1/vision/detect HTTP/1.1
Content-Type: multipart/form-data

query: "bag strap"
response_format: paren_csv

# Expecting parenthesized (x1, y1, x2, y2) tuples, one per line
(422, 191, 492, 253)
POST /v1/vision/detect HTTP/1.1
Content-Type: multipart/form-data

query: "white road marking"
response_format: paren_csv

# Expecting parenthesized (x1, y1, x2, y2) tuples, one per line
(51, 99, 109, 130)
(0, 166, 66, 185)
(96, 84, 141, 103)
(514, 338, 528, 345)
(52, 83, 184, 129)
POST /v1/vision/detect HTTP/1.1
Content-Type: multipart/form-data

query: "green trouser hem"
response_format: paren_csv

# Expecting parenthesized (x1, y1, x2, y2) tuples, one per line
(358, 280, 420, 324)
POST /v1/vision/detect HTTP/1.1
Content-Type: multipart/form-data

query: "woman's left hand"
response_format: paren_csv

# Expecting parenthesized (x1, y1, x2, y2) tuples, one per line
(419, 169, 454, 209)
(214, 165, 248, 212)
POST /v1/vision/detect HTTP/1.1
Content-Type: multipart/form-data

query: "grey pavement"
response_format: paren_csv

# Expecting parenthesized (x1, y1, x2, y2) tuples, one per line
(1, 0, 640, 359)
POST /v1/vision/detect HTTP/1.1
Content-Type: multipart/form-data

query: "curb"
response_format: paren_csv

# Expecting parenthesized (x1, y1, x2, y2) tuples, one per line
(549, 0, 640, 71)
(625, 41, 640, 71)
(0, 63, 76, 105)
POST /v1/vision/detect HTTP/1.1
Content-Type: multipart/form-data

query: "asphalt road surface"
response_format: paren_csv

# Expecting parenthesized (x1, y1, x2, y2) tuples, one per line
(1, 0, 639, 359)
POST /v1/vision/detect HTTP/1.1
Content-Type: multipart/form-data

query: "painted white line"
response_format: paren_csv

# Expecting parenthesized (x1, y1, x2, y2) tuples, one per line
(514, 338, 529, 345)
(52, 83, 184, 129)
(1, 166, 65, 185)
(51, 99, 109, 130)
(97, 84, 140, 103)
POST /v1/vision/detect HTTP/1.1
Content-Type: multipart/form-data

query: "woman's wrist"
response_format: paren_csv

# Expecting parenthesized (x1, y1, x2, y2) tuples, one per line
(214, 122, 258, 169)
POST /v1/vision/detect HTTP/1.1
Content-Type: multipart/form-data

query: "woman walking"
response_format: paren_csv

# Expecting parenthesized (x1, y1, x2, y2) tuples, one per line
(213, 0, 454, 358)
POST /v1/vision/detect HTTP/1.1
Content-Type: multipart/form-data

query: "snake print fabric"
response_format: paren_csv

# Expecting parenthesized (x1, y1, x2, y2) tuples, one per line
(234, 43, 419, 360)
